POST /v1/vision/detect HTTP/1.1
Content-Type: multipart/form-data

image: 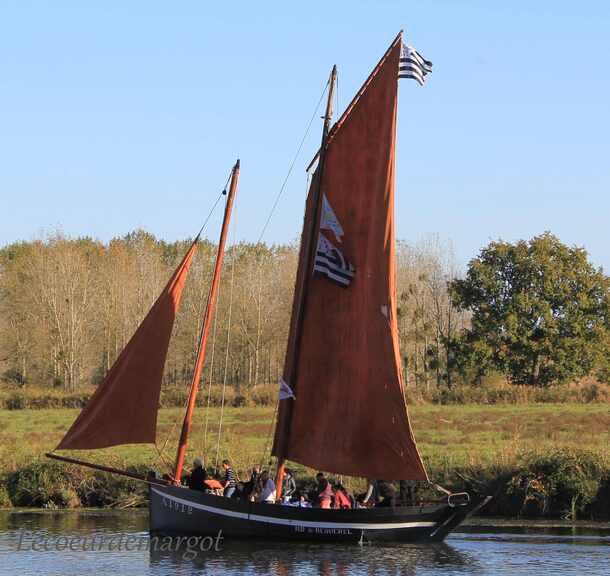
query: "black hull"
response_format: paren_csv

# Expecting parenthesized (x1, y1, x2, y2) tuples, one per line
(149, 485, 489, 543)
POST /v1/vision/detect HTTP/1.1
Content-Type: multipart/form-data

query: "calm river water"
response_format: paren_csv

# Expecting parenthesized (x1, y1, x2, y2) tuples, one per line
(0, 511, 608, 575)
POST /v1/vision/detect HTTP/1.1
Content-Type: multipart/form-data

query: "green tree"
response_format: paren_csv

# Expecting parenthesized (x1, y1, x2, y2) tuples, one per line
(449, 233, 609, 386)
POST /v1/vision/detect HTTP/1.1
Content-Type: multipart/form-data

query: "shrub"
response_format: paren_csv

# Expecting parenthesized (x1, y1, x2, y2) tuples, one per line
(591, 472, 610, 520)
(1, 369, 26, 386)
(5, 393, 27, 410)
(6, 462, 81, 508)
(5, 461, 150, 509)
(506, 450, 606, 519)
(0, 483, 12, 508)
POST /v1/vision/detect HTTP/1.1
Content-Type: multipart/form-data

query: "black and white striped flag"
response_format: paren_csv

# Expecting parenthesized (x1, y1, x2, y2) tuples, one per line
(314, 233, 355, 287)
(399, 43, 432, 85)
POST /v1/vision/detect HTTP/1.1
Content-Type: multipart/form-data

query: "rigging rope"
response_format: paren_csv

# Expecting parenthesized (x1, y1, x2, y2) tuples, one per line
(258, 398, 280, 472)
(336, 69, 339, 128)
(214, 195, 238, 473)
(201, 282, 221, 454)
(256, 79, 330, 244)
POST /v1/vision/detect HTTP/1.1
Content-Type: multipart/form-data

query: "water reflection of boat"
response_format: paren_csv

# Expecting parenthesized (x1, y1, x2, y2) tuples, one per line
(149, 538, 474, 576)
(48, 31, 489, 543)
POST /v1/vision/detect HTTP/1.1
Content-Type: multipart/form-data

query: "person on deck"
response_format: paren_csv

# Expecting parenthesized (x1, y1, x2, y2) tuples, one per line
(281, 468, 297, 503)
(187, 458, 207, 491)
(333, 482, 352, 509)
(399, 480, 416, 505)
(244, 464, 261, 501)
(315, 472, 333, 509)
(362, 479, 379, 507)
(376, 480, 397, 507)
(257, 470, 277, 503)
(221, 459, 237, 498)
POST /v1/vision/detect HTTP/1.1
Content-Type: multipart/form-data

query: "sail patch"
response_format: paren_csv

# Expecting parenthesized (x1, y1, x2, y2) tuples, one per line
(314, 233, 355, 287)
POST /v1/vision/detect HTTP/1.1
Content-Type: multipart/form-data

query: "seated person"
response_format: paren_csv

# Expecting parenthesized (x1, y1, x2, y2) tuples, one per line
(376, 480, 397, 507)
(257, 470, 277, 503)
(315, 472, 333, 509)
(243, 464, 261, 501)
(399, 480, 416, 506)
(187, 458, 208, 491)
(234, 481, 246, 500)
(297, 494, 312, 508)
(333, 483, 352, 509)
(285, 493, 312, 507)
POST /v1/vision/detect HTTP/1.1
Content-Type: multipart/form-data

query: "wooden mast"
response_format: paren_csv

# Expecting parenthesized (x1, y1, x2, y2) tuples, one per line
(275, 67, 337, 499)
(173, 159, 240, 483)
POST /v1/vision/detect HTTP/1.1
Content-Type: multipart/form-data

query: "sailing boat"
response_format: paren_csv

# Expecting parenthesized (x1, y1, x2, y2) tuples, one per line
(49, 32, 489, 542)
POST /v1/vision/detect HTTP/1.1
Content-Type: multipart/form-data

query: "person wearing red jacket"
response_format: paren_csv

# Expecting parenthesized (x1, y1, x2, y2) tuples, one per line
(315, 472, 333, 509)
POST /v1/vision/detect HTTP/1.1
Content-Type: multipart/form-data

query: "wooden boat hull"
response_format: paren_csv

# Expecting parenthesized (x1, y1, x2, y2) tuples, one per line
(149, 484, 489, 543)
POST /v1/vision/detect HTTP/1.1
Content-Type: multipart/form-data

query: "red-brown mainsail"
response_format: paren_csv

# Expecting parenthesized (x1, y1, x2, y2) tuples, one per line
(273, 37, 427, 480)
(56, 241, 197, 450)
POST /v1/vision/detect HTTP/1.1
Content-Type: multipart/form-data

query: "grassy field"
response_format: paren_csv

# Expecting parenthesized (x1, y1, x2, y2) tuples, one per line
(1, 403, 609, 517)
(2, 403, 608, 478)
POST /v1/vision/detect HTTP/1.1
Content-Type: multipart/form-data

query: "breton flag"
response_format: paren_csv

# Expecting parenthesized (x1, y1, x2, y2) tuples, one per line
(279, 378, 295, 400)
(399, 43, 433, 85)
(314, 232, 355, 287)
(320, 194, 344, 242)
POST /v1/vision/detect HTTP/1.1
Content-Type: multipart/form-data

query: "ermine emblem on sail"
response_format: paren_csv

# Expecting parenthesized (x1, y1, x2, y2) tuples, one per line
(314, 233, 355, 287)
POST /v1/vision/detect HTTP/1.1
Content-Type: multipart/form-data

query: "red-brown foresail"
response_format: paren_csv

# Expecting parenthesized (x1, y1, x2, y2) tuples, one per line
(56, 241, 197, 450)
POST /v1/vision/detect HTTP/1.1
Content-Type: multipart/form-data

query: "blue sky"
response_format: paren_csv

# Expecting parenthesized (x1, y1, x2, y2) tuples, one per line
(1, 1, 609, 271)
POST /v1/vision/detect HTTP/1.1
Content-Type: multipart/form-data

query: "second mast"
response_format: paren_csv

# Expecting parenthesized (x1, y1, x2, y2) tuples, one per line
(173, 159, 240, 483)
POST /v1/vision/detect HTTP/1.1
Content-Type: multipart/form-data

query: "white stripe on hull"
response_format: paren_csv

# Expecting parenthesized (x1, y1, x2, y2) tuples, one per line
(152, 488, 437, 531)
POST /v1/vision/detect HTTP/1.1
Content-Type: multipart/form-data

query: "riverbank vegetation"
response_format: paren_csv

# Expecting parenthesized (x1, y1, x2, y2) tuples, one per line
(1, 405, 608, 519)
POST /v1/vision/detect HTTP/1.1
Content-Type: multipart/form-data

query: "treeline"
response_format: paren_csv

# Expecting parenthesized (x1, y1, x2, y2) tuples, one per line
(0, 231, 466, 392)
(0, 231, 608, 393)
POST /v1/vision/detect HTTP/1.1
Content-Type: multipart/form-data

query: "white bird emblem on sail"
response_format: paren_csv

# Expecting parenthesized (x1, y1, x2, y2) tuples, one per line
(320, 194, 344, 242)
